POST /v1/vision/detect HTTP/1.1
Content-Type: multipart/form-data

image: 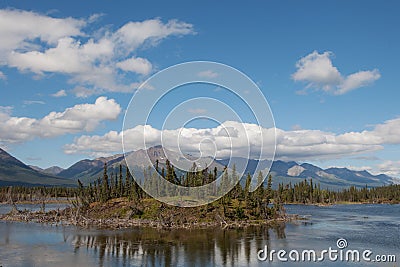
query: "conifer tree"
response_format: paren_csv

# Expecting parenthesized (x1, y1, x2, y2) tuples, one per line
(101, 163, 110, 202)
(118, 164, 124, 197)
(125, 166, 131, 198)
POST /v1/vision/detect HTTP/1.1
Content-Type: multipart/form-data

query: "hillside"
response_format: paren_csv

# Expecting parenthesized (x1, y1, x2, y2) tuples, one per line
(0, 148, 75, 187)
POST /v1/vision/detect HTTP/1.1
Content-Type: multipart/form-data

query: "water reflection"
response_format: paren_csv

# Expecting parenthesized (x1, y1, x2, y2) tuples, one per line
(69, 224, 286, 267)
(1, 204, 398, 267)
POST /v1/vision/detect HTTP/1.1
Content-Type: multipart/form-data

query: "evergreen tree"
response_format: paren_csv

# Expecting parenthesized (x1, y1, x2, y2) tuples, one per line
(101, 163, 110, 202)
(125, 166, 131, 198)
(118, 164, 124, 197)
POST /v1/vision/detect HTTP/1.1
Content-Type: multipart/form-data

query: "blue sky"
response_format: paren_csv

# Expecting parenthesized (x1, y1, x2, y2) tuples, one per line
(0, 1, 400, 177)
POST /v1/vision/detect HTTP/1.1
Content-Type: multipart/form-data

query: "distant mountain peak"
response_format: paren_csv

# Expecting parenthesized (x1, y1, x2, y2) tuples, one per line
(29, 165, 64, 175)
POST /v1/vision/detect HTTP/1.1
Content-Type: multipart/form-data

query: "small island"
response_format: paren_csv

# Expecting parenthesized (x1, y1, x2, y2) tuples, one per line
(1, 162, 399, 229)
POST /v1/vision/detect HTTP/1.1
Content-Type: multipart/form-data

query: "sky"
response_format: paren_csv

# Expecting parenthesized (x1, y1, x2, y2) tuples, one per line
(0, 1, 400, 177)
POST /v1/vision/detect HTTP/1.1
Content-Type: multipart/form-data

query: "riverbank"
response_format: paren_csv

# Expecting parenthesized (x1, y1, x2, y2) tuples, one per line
(283, 199, 400, 206)
(0, 197, 298, 229)
(2, 197, 397, 229)
(0, 197, 71, 205)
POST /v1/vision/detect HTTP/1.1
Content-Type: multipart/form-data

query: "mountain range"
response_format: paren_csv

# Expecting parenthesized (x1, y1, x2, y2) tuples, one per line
(0, 146, 397, 189)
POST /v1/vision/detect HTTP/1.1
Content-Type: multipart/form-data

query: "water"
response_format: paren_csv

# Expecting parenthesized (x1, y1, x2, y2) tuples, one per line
(0, 204, 398, 266)
(0, 203, 69, 214)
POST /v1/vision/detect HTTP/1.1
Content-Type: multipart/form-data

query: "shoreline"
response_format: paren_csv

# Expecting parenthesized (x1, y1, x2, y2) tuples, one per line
(282, 200, 400, 205)
(1, 200, 397, 230)
(0, 207, 299, 230)
(0, 198, 72, 205)
(2, 199, 398, 206)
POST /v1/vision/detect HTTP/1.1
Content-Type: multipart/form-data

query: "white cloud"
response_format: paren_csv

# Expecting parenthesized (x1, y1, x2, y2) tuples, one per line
(337, 69, 381, 95)
(63, 117, 400, 172)
(292, 51, 342, 91)
(8, 37, 111, 74)
(63, 119, 389, 161)
(71, 86, 100, 98)
(116, 57, 152, 75)
(88, 13, 104, 23)
(372, 117, 400, 144)
(292, 51, 380, 95)
(0, 96, 121, 143)
(114, 19, 194, 51)
(0, 9, 194, 96)
(376, 160, 400, 177)
(198, 70, 219, 78)
(0, 8, 85, 54)
(275, 128, 381, 161)
(51, 89, 67, 97)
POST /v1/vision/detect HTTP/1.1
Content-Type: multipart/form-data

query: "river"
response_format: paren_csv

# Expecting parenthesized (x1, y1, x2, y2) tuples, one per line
(0, 204, 398, 266)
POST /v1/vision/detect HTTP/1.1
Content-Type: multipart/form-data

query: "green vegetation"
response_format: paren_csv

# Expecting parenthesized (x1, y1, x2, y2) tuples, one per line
(1, 161, 399, 228)
(0, 186, 76, 203)
(74, 163, 284, 222)
(277, 179, 400, 204)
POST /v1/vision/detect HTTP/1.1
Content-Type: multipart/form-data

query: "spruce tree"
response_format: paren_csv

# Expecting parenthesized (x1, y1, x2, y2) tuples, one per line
(101, 163, 110, 202)
(118, 164, 124, 197)
(125, 166, 131, 198)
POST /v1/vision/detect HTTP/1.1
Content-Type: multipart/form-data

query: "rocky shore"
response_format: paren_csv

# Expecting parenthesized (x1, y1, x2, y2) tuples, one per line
(0, 198, 298, 230)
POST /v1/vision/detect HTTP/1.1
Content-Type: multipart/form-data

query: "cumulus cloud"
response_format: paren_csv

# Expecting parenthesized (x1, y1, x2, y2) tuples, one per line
(0, 96, 121, 143)
(64, 117, 400, 162)
(51, 89, 67, 97)
(64, 121, 266, 158)
(0, 9, 85, 54)
(292, 51, 380, 95)
(116, 57, 152, 75)
(62, 116, 400, 175)
(0, 8, 194, 96)
(368, 117, 400, 144)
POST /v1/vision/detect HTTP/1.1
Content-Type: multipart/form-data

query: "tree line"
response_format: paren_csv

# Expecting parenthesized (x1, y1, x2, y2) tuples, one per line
(1, 162, 399, 216)
(277, 179, 400, 204)
(0, 186, 76, 203)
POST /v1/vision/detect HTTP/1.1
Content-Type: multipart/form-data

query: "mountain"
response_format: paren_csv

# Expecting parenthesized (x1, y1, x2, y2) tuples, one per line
(29, 165, 43, 172)
(29, 165, 64, 175)
(58, 146, 396, 189)
(0, 145, 393, 188)
(265, 161, 394, 190)
(44, 166, 64, 175)
(59, 146, 227, 184)
(0, 148, 74, 186)
(58, 154, 124, 180)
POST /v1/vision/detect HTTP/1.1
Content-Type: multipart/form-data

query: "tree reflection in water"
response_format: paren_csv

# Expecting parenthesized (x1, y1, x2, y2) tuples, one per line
(69, 224, 286, 266)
